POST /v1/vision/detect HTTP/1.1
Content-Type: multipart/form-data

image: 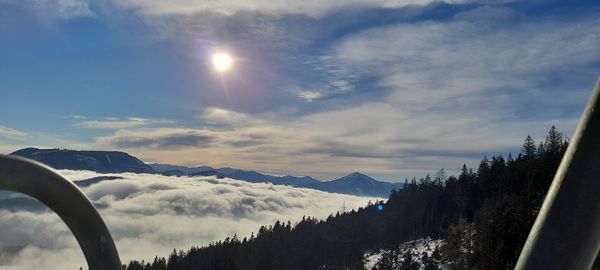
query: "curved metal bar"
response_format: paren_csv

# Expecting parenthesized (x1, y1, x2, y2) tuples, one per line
(0, 155, 121, 270)
(515, 78, 600, 270)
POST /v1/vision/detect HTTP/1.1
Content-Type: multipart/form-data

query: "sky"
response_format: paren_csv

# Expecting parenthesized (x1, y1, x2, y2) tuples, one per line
(0, 170, 370, 269)
(1, 0, 599, 181)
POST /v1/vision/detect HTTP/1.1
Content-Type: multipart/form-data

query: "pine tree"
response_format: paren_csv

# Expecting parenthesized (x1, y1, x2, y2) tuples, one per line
(537, 142, 546, 157)
(544, 126, 563, 156)
(477, 157, 490, 178)
(460, 165, 468, 179)
(166, 249, 181, 270)
(521, 135, 536, 158)
(436, 168, 445, 184)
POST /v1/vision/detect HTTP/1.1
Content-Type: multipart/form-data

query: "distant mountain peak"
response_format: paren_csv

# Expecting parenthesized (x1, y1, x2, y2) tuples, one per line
(336, 172, 377, 182)
(11, 147, 401, 197)
(10, 147, 154, 174)
(346, 172, 369, 177)
(303, 172, 402, 197)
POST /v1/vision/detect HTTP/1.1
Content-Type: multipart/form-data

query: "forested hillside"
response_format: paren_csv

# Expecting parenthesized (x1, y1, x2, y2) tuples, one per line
(123, 126, 590, 270)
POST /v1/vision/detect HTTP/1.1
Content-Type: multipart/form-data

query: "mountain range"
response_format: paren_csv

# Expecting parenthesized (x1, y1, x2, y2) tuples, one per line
(10, 148, 402, 197)
(150, 164, 321, 187)
(11, 148, 154, 173)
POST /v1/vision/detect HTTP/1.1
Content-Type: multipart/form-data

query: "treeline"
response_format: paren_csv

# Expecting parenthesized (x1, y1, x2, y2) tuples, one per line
(124, 126, 573, 270)
(442, 126, 568, 269)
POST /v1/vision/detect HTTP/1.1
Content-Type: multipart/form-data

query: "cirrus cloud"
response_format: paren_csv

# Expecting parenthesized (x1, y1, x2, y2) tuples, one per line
(0, 125, 27, 140)
(96, 128, 218, 149)
(73, 117, 174, 130)
(115, 0, 477, 18)
(0, 0, 95, 20)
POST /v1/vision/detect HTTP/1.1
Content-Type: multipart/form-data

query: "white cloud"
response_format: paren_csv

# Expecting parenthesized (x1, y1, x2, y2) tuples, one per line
(1, 0, 95, 20)
(95, 128, 218, 149)
(5, 6, 593, 181)
(115, 0, 473, 18)
(296, 56, 359, 99)
(73, 117, 173, 129)
(297, 91, 323, 102)
(0, 170, 370, 269)
(334, 8, 600, 108)
(94, 8, 599, 180)
(85, 83, 581, 180)
(0, 125, 27, 140)
(69, 115, 88, 120)
(200, 107, 263, 127)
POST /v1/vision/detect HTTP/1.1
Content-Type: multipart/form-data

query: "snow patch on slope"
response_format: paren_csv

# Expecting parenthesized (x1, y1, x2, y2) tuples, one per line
(364, 237, 445, 270)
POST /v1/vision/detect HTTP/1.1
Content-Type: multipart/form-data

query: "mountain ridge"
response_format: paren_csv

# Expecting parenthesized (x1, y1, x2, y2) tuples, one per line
(302, 172, 402, 197)
(11, 147, 154, 174)
(10, 148, 401, 197)
(151, 164, 401, 196)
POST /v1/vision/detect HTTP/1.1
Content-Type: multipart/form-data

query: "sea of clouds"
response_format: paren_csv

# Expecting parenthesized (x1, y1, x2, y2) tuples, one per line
(0, 170, 371, 269)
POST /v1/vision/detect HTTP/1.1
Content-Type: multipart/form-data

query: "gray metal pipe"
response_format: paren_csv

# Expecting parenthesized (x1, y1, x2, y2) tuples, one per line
(0, 155, 121, 270)
(515, 78, 600, 270)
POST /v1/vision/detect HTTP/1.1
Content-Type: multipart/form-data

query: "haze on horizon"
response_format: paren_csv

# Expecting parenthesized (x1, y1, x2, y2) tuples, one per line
(1, 0, 599, 181)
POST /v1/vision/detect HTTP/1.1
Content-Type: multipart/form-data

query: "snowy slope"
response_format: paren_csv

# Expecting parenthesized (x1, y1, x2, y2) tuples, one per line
(364, 238, 446, 270)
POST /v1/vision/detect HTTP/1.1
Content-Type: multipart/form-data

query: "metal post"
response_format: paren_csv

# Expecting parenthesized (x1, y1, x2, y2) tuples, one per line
(0, 155, 121, 270)
(515, 78, 600, 270)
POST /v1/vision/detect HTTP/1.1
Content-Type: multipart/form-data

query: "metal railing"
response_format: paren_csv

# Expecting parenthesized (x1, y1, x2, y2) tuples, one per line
(515, 78, 600, 269)
(0, 155, 121, 270)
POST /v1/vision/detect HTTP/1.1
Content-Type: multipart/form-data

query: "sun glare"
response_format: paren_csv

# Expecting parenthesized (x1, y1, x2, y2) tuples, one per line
(212, 52, 233, 72)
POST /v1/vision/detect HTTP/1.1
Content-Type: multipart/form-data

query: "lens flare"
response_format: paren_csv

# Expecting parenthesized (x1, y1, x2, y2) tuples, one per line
(212, 52, 233, 72)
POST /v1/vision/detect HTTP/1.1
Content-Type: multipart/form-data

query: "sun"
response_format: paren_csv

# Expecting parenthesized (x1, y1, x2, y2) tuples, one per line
(212, 52, 233, 72)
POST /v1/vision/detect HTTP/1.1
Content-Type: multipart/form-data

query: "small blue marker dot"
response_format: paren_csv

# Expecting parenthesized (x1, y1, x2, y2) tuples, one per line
(377, 204, 384, 211)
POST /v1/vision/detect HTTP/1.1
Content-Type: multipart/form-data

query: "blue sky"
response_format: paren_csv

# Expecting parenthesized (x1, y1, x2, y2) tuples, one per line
(1, 0, 599, 181)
